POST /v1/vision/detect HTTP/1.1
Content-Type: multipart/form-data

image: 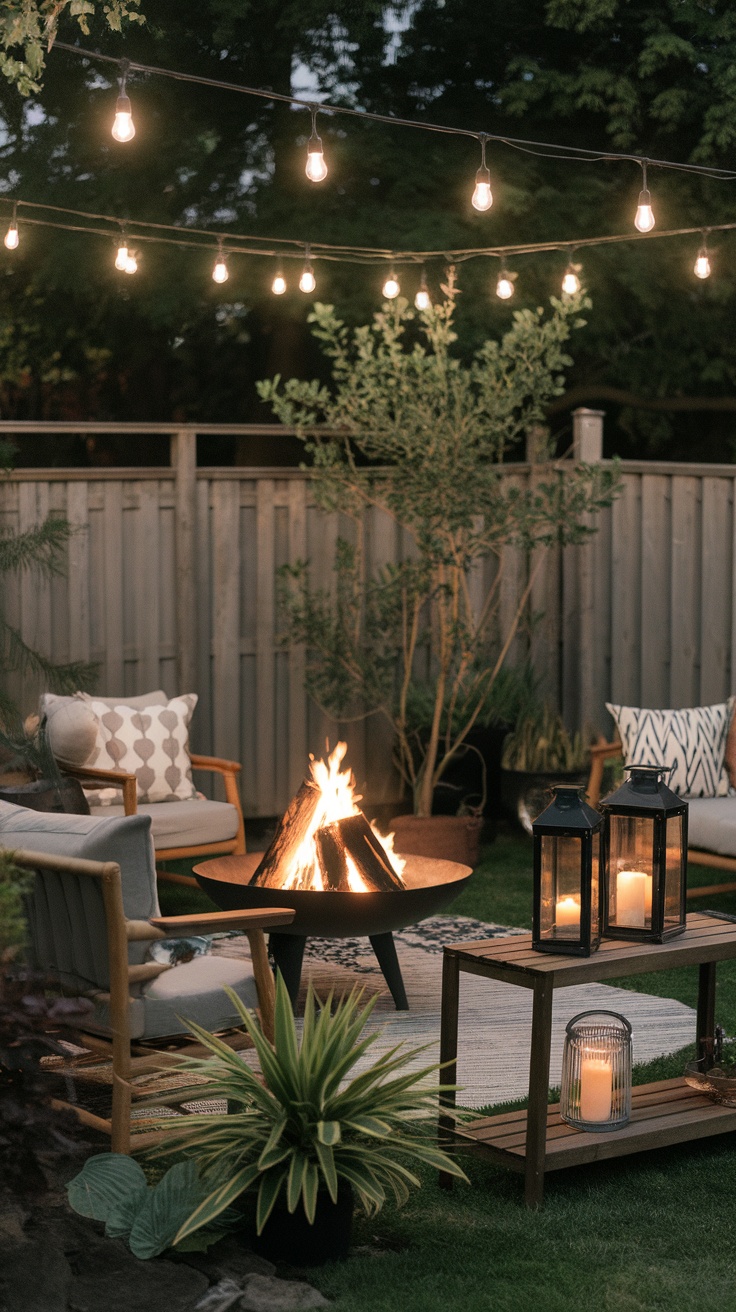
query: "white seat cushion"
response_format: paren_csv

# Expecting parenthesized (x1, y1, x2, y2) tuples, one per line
(87, 798, 239, 850)
(90, 952, 259, 1040)
(687, 798, 736, 858)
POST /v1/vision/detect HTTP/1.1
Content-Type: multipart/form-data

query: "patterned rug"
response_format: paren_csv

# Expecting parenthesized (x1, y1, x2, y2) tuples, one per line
(214, 915, 696, 1109)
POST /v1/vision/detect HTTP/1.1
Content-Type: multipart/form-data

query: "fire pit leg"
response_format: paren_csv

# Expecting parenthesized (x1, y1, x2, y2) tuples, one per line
(369, 933, 409, 1011)
(269, 933, 306, 1008)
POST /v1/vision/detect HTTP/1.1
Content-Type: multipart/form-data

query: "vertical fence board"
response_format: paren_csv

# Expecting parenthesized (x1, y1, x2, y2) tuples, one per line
(102, 482, 125, 693)
(19, 483, 51, 706)
(66, 482, 90, 665)
(136, 482, 161, 692)
(255, 480, 276, 816)
(670, 477, 701, 707)
(211, 480, 241, 764)
(287, 479, 308, 798)
(640, 475, 671, 708)
(700, 477, 732, 704)
(609, 475, 642, 716)
(194, 478, 213, 754)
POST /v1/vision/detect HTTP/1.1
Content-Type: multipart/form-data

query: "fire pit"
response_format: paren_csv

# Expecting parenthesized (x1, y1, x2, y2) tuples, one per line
(193, 744, 473, 1010)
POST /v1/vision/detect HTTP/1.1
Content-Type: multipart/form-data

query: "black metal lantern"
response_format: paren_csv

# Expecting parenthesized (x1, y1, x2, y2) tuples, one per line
(532, 786, 604, 956)
(601, 764, 687, 943)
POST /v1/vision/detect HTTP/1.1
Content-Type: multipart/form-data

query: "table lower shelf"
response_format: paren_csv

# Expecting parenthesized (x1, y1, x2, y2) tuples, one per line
(457, 1078, 736, 1173)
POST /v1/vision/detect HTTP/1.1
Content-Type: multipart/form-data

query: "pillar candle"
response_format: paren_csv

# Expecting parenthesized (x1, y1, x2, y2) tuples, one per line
(579, 1053, 613, 1123)
(616, 869, 653, 928)
(555, 895, 580, 931)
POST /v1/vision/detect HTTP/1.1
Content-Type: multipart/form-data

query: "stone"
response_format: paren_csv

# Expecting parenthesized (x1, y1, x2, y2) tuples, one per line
(181, 1236, 276, 1285)
(239, 1273, 330, 1311)
(65, 1233, 209, 1312)
(194, 1279, 244, 1311)
(0, 1240, 72, 1312)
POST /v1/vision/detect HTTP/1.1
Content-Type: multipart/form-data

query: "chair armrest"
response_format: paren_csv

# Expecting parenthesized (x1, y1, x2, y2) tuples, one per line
(63, 764, 138, 815)
(148, 907, 295, 935)
(586, 738, 623, 809)
(190, 754, 242, 776)
(189, 755, 245, 855)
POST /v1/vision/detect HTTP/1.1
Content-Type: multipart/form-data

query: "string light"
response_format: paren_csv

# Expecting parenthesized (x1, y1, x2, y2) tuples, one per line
(414, 267, 431, 310)
(472, 134, 493, 212)
(114, 239, 128, 270)
(634, 162, 655, 233)
(271, 268, 287, 294)
(382, 265, 400, 299)
(694, 234, 711, 279)
(212, 240, 229, 284)
(299, 247, 316, 293)
(562, 254, 581, 295)
(111, 60, 135, 143)
(496, 263, 515, 299)
(124, 250, 137, 274)
(305, 107, 328, 183)
(4, 203, 18, 250)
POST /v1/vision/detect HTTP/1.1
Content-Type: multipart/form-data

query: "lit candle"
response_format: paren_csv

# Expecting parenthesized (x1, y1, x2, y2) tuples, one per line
(555, 895, 581, 931)
(616, 869, 652, 928)
(579, 1052, 613, 1123)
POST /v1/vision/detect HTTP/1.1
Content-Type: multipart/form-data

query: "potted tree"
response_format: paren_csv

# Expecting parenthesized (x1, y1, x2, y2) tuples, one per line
(258, 274, 617, 858)
(500, 704, 590, 835)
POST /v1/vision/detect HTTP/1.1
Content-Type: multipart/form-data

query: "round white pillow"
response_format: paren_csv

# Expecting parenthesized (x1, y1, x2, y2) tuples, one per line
(43, 695, 99, 768)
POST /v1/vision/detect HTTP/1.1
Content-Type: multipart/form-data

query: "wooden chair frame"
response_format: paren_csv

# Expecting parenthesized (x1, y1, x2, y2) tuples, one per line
(587, 738, 736, 898)
(12, 848, 294, 1154)
(66, 755, 246, 886)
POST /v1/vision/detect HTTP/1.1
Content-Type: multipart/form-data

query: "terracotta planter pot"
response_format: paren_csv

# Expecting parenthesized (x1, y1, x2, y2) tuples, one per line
(0, 776, 90, 815)
(389, 813, 483, 869)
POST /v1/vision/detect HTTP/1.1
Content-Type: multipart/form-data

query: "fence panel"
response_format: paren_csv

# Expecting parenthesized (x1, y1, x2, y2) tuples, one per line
(3, 432, 736, 815)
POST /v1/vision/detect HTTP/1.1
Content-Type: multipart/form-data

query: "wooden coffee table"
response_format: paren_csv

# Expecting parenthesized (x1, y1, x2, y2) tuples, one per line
(439, 912, 736, 1208)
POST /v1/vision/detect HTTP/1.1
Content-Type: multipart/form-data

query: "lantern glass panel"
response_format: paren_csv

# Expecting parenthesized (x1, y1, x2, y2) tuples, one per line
(608, 815, 655, 931)
(590, 830, 601, 935)
(541, 834, 583, 943)
(665, 813, 684, 926)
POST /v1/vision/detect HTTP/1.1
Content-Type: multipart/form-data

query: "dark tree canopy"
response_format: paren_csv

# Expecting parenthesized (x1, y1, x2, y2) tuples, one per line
(1, 0, 735, 464)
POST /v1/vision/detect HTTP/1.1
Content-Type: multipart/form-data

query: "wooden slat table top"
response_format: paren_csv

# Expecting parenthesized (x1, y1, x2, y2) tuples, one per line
(457, 1078, 736, 1171)
(446, 913, 736, 987)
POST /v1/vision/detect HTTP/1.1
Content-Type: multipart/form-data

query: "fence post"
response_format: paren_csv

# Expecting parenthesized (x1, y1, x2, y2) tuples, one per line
(171, 429, 198, 692)
(572, 408, 604, 463)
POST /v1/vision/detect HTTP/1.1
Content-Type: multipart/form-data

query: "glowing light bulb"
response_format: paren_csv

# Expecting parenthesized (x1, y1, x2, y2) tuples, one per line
(415, 287, 430, 310)
(496, 271, 514, 299)
(4, 221, 18, 250)
(124, 252, 137, 275)
(212, 251, 229, 284)
(382, 270, 400, 299)
(272, 271, 287, 295)
(472, 166, 493, 212)
(115, 242, 128, 271)
(306, 131, 328, 182)
(694, 247, 711, 280)
(562, 262, 581, 295)
(634, 188, 655, 233)
(299, 263, 316, 293)
(112, 93, 135, 143)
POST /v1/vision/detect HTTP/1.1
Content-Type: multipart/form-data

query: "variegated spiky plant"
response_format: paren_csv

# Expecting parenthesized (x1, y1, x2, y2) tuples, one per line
(147, 973, 467, 1243)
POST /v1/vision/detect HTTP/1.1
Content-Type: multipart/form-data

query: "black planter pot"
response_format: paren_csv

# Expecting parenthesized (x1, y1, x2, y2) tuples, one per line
(253, 1184, 354, 1266)
(431, 724, 511, 819)
(0, 777, 90, 815)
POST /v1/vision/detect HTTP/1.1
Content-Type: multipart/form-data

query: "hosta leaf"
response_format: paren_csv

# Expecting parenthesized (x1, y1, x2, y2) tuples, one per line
(128, 1161, 207, 1260)
(67, 1154, 147, 1224)
(174, 1164, 260, 1246)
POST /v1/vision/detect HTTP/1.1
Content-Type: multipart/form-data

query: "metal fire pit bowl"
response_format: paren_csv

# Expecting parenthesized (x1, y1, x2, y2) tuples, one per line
(193, 852, 473, 1012)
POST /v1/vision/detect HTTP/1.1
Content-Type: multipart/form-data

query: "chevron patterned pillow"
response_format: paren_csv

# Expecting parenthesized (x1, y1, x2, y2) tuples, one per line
(606, 700, 735, 799)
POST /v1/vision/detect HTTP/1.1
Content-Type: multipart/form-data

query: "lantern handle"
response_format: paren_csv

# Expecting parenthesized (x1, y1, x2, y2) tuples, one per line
(623, 761, 674, 776)
(565, 1009, 632, 1037)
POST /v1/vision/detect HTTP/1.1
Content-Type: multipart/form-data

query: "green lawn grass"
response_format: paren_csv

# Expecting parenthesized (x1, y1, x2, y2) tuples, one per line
(159, 834, 736, 1311)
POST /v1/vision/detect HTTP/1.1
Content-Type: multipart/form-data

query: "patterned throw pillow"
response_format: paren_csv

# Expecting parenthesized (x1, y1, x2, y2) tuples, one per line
(85, 694, 199, 804)
(606, 700, 735, 799)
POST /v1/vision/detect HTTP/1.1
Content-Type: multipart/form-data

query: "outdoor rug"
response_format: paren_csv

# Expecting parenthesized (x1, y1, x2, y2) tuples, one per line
(214, 915, 696, 1109)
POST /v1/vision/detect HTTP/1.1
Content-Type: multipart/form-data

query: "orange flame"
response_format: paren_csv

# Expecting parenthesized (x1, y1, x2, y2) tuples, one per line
(281, 741, 405, 892)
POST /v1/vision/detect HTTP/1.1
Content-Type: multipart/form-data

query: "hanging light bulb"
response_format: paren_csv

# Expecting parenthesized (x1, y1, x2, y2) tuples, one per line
(634, 161, 655, 233)
(111, 60, 135, 142)
(305, 106, 328, 182)
(299, 247, 316, 293)
(415, 268, 431, 310)
(561, 255, 581, 295)
(4, 203, 18, 250)
(471, 134, 493, 212)
(124, 251, 137, 275)
(272, 269, 287, 295)
(114, 232, 129, 271)
(382, 266, 400, 299)
(694, 237, 711, 280)
(496, 265, 515, 299)
(212, 242, 229, 284)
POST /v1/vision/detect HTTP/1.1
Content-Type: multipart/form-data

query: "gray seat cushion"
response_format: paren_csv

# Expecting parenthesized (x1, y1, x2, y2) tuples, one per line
(687, 798, 736, 858)
(87, 798, 239, 850)
(90, 953, 258, 1040)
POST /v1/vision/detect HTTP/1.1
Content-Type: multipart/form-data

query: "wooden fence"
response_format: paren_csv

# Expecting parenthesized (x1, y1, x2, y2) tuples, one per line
(1, 417, 735, 816)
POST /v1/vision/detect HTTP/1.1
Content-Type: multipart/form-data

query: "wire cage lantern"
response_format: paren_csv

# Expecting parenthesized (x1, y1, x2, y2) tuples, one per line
(560, 1010, 632, 1132)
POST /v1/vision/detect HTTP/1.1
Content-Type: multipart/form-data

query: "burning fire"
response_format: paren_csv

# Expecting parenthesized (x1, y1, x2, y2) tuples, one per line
(282, 742, 405, 893)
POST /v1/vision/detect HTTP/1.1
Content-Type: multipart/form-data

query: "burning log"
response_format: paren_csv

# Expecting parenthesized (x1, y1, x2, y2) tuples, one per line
(249, 780, 323, 890)
(315, 815, 405, 893)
